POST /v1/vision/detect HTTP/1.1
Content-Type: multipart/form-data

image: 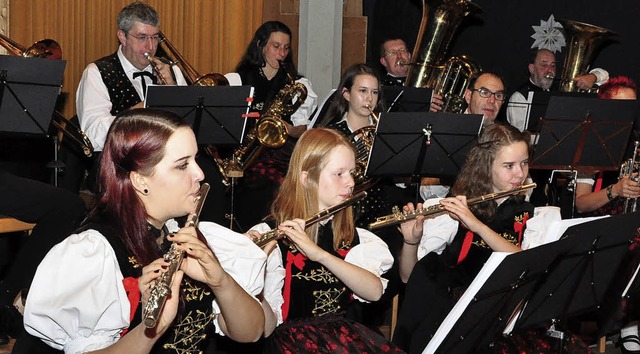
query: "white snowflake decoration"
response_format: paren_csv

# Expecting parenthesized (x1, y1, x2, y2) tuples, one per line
(531, 14, 566, 53)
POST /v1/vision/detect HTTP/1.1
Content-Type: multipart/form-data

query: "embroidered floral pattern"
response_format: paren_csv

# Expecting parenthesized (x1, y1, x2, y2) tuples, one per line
(293, 267, 339, 284)
(312, 287, 346, 316)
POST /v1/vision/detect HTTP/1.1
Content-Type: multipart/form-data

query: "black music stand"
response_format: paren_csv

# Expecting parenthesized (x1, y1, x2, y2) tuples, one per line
(424, 246, 558, 354)
(0, 55, 65, 136)
(423, 211, 640, 354)
(513, 211, 640, 332)
(531, 96, 636, 172)
(508, 91, 551, 132)
(382, 86, 433, 112)
(145, 85, 254, 145)
(0, 55, 67, 185)
(365, 112, 482, 182)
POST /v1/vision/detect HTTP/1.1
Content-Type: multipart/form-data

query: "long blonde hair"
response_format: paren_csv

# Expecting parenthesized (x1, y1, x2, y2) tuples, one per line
(270, 128, 356, 250)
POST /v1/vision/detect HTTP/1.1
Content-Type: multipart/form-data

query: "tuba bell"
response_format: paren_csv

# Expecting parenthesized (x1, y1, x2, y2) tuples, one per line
(404, 0, 481, 113)
(557, 19, 614, 93)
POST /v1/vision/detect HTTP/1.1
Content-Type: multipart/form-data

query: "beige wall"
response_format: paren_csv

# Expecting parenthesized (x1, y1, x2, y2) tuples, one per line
(7, 0, 264, 118)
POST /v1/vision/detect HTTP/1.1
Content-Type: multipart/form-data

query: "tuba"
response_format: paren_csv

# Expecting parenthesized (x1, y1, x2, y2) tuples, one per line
(156, 32, 229, 86)
(404, 0, 481, 113)
(0, 34, 93, 157)
(557, 19, 614, 93)
(216, 70, 308, 182)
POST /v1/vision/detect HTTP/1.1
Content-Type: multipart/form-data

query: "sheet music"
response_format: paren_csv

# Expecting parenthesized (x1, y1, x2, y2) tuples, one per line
(623, 263, 640, 298)
(422, 252, 512, 354)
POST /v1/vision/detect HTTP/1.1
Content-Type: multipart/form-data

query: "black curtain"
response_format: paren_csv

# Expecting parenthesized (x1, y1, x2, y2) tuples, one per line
(366, 0, 640, 95)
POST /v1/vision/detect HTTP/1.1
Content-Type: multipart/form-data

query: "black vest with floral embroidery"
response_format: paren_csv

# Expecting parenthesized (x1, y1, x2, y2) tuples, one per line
(278, 222, 361, 321)
(81, 221, 217, 354)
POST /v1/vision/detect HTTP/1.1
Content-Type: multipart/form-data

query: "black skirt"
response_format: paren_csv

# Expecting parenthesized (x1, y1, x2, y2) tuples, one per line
(265, 314, 405, 354)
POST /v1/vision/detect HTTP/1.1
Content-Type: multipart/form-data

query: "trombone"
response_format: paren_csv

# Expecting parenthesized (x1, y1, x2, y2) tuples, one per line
(156, 32, 229, 86)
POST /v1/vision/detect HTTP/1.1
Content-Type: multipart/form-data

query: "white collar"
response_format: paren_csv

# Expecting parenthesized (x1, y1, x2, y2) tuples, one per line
(117, 45, 152, 76)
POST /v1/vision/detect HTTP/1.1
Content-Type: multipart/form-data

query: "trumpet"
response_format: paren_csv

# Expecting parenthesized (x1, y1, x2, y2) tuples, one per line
(621, 140, 640, 213)
(544, 73, 555, 80)
(144, 52, 172, 85)
(143, 183, 210, 328)
(254, 191, 367, 247)
(369, 183, 536, 230)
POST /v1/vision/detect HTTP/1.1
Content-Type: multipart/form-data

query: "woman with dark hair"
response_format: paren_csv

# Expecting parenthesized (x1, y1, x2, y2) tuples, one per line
(248, 128, 402, 353)
(317, 63, 385, 129)
(392, 124, 536, 353)
(233, 20, 317, 231)
(21, 109, 266, 354)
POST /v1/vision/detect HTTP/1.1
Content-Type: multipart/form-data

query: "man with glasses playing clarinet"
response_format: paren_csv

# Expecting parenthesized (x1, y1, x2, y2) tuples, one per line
(77, 1, 186, 191)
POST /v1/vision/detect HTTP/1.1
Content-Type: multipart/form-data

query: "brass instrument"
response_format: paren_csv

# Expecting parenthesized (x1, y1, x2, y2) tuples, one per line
(218, 70, 308, 182)
(369, 183, 536, 230)
(0, 34, 94, 157)
(254, 191, 367, 247)
(143, 183, 210, 328)
(404, 0, 481, 113)
(0, 33, 61, 59)
(620, 141, 639, 213)
(157, 32, 229, 86)
(349, 105, 379, 192)
(143, 52, 169, 85)
(557, 19, 614, 93)
(51, 112, 94, 157)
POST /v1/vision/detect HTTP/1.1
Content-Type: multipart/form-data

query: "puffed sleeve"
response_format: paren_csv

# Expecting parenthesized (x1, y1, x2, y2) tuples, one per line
(250, 223, 286, 326)
(345, 228, 394, 302)
(198, 221, 267, 334)
(23, 230, 130, 353)
(290, 77, 318, 127)
(416, 197, 459, 260)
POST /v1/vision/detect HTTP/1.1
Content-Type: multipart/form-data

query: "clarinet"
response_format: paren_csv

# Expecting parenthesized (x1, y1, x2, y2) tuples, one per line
(142, 183, 210, 328)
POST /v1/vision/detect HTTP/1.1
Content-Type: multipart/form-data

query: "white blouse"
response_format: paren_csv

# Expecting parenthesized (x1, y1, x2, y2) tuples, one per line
(24, 220, 267, 353)
(250, 222, 394, 327)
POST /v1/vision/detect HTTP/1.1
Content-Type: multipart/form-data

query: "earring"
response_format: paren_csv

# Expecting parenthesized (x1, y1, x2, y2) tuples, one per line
(143, 188, 149, 195)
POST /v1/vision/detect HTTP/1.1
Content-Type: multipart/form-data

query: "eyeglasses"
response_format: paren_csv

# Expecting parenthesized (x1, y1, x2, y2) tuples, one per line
(385, 49, 409, 57)
(469, 87, 506, 101)
(125, 32, 162, 44)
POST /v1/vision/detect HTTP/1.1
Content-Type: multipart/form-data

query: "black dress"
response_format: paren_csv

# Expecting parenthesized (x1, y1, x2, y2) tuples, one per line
(233, 67, 300, 231)
(392, 196, 534, 354)
(265, 222, 405, 354)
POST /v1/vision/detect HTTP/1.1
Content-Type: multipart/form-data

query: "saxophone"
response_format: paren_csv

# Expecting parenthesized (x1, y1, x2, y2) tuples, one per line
(213, 68, 308, 184)
(142, 183, 210, 328)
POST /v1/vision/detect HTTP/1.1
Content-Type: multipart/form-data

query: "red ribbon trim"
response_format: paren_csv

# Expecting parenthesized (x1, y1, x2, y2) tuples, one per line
(513, 214, 530, 247)
(281, 251, 307, 321)
(456, 230, 474, 265)
(121, 276, 140, 336)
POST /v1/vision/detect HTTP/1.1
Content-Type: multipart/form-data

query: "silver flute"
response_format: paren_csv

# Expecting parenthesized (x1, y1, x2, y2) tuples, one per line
(369, 183, 536, 230)
(142, 183, 210, 328)
(254, 191, 367, 247)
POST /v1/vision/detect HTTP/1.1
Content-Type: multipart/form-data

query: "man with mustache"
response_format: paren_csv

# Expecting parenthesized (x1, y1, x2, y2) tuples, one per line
(506, 48, 608, 132)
